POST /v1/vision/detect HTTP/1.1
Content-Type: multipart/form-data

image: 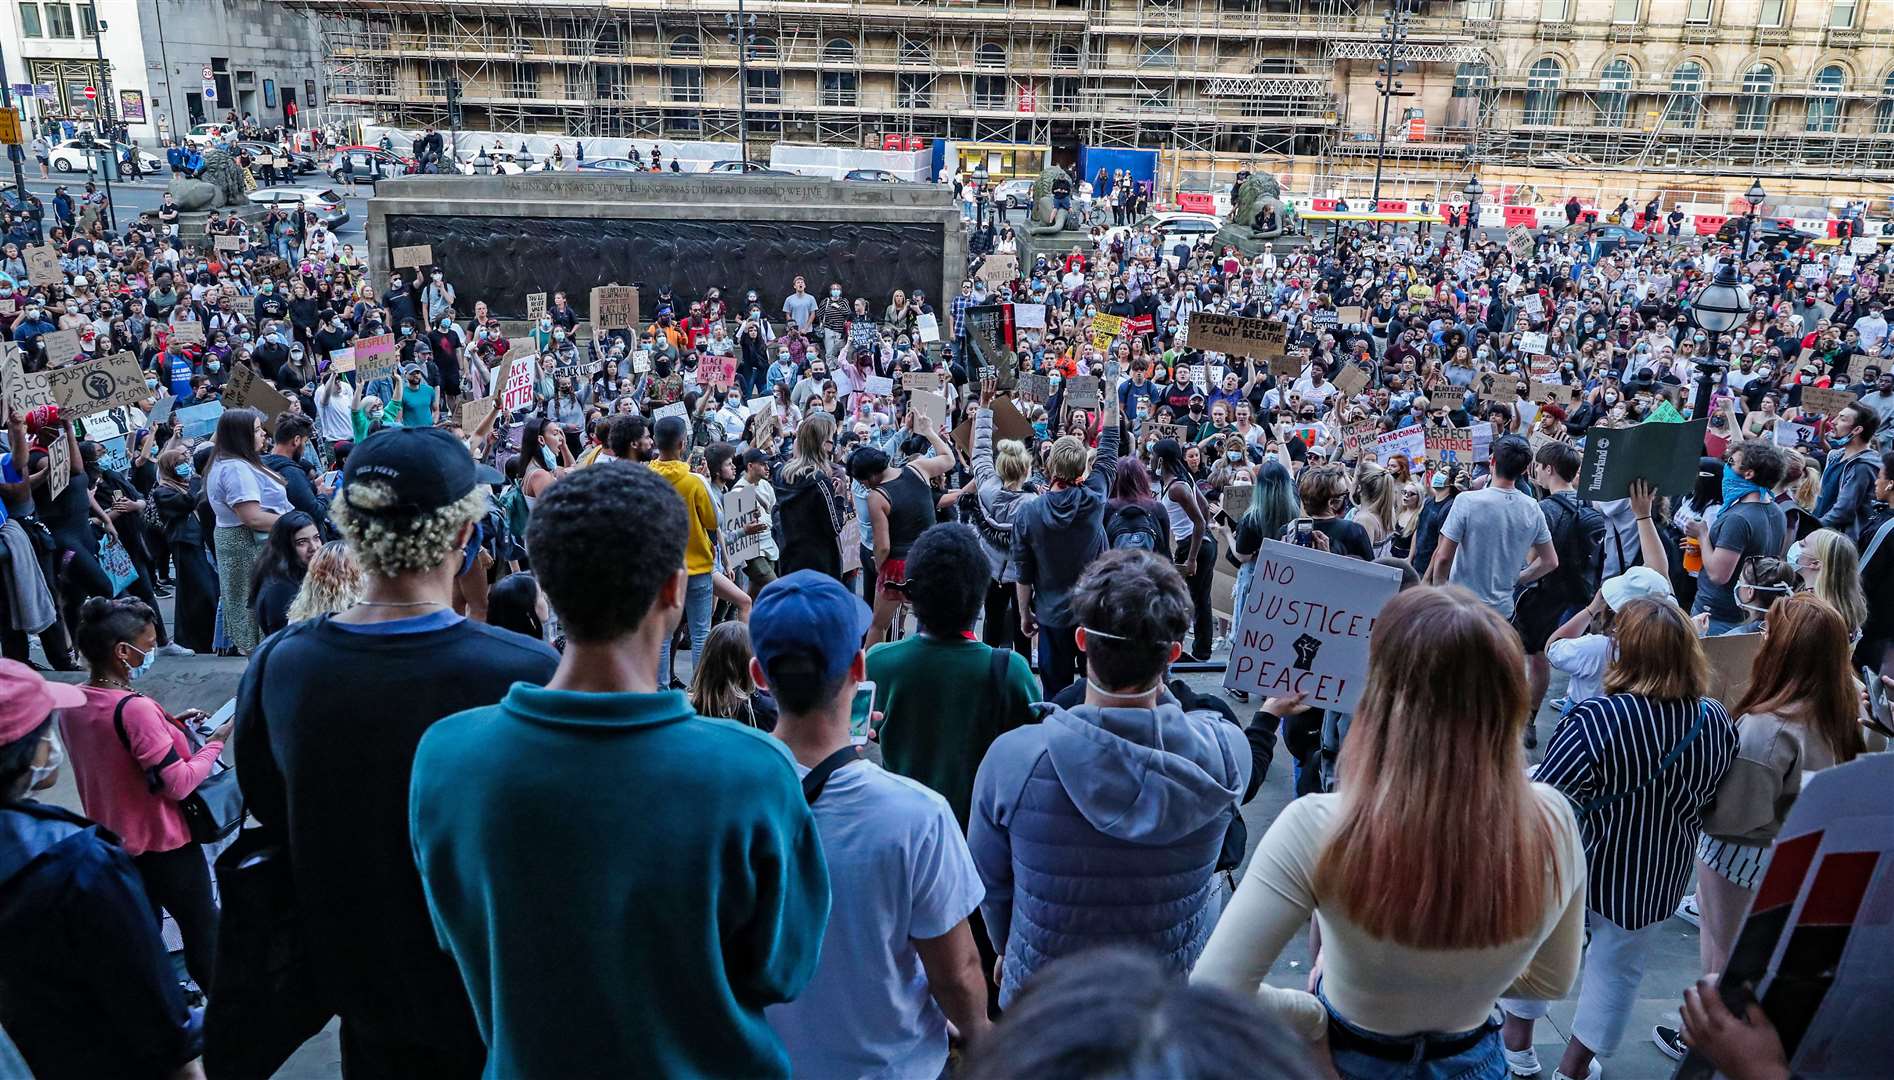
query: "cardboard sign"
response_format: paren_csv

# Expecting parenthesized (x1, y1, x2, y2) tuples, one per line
(1152, 422, 1188, 446)
(221, 363, 257, 409)
(1222, 484, 1254, 522)
(1702, 631, 1763, 708)
(328, 346, 356, 373)
(174, 401, 225, 440)
(354, 333, 398, 382)
(1774, 419, 1819, 452)
(48, 351, 149, 415)
(723, 485, 770, 563)
(917, 312, 941, 343)
(1518, 330, 1548, 354)
(1331, 364, 1369, 398)
(1342, 420, 1381, 460)
(1475, 371, 1522, 404)
(1577, 418, 1709, 501)
(1800, 386, 1858, 418)
(702, 354, 737, 389)
(1519, 293, 1545, 321)
(1336, 305, 1365, 325)
(46, 434, 68, 499)
(1375, 423, 1426, 462)
(909, 388, 948, 430)
(23, 244, 60, 286)
(38, 328, 81, 368)
(590, 284, 639, 333)
(653, 400, 689, 424)
(863, 374, 894, 397)
(391, 244, 433, 269)
(500, 354, 537, 413)
(214, 234, 244, 252)
(975, 252, 1017, 289)
(1506, 225, 1534, 261)
(169, 321, 206, 345)
(460, 395, 498, 432)
(524, 291, 547, 323)
(1016, 373, 1050, 404)
(1013, 303, 1046, 330)
(1224, 540, 1406, 712)
(147, 393, 177, 425)
(1848, 235, 1880, 256)
(1064, 375, 1102, 410)
(839, 517, 861, 573)
(1532, 380, 1579, 407)
(903, 370, 947, 395)
(1271, 347, 1310, 380)
(1089, 312, 1125, 351)
(1189, 312, 1286, 361)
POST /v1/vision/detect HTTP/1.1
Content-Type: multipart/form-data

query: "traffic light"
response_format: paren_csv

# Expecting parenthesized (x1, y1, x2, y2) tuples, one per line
(445, 78, 462, 127)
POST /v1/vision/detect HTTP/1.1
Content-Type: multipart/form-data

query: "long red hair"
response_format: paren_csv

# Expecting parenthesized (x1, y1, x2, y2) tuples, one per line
(1731, 593, 1865, 764)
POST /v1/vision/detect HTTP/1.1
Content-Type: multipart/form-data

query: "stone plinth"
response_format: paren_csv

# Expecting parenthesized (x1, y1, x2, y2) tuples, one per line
(366, 172, 968, 321)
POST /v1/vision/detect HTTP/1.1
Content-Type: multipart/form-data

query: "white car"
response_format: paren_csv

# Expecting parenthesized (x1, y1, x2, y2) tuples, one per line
(1105, 212, 1223, 260)
(454, 149, 548, 175)
(246, 186, 350, 229)
(48, 139, 163, 175)
(182, 123, 235, 147)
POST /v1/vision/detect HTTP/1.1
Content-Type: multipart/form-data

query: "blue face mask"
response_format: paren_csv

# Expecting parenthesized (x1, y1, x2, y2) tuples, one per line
(1722, 463, 1767, 505)
(175, 461, 195, 480)
(122, 643, 154, 681)
(457, 522, 484, 577)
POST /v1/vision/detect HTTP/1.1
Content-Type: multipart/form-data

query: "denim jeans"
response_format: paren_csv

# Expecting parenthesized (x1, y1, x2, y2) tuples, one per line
(1320, 989, 1506, 1080)
(1501, 909, 1665, 1056)
(657, 572, 714, 685)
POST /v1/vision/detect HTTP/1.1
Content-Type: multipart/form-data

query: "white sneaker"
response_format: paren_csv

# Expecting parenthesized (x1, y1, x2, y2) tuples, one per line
(1553, 1060, 1602, 1080)
(1503, 1045, 1542, 1076)
(1675, 894, 1700, 927)
(156, 642, 195, 658)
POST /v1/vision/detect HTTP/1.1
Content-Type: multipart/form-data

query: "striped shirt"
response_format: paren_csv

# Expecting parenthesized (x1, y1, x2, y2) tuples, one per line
(1536, 693, 1737, 931)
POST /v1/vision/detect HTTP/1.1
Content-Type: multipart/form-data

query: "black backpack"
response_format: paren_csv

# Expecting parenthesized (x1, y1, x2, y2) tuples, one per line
(1107, 502, 1168, 553)
(1542, 492, 1607, 603)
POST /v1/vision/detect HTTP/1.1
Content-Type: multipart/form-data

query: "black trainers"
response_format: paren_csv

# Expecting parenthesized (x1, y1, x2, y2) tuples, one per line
(1652, 1024, 1686, 1061)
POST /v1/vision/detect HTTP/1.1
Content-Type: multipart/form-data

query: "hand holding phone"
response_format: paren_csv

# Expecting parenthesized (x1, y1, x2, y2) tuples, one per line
(848, 681, 877, 745)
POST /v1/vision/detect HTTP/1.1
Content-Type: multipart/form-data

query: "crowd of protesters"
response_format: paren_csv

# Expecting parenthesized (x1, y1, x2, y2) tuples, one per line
(0, 174, 1887, 1079)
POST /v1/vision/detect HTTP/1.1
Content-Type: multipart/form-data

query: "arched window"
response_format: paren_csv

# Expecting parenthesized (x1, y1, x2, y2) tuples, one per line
(1664, 61, 1705, 127)
(1596, 58, 1633, 126)
(746, 36, 778, 62)
(1051, 43, 1080, 70)
(823, 38, 854, 63)
(745, 37, 781, 105)
(1806, 64, 1844, 132)
(976, 42, 1005, 69)
(1737, 64, 1775, 130)
(669, 34, 701, 59)
(1451, 61, 1489, 97)
(667, 36, 703, 105)
(1877, 71, 1894, 134)
(1523, 57, 1564, 125)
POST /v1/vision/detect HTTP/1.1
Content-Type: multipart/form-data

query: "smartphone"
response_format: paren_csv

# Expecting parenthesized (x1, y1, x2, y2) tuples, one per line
(848, 681, 877, 745)
(1293, 517, 1315, 547)
(1861, 667, 1894, 737)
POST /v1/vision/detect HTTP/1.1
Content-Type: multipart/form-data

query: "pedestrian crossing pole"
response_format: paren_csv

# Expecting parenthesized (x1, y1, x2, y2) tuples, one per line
(0, 39, 30, 213)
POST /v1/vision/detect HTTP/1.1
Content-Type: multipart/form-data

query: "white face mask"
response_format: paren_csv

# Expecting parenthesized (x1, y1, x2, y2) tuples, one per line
(29, 729, 63, 788)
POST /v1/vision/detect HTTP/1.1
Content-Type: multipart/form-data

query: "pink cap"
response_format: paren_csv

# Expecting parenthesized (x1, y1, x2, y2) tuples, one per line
(0, 659, 87, 743)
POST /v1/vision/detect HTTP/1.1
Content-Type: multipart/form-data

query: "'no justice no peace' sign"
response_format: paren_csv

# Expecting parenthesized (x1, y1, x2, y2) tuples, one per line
(1223, 541, 1405, 713)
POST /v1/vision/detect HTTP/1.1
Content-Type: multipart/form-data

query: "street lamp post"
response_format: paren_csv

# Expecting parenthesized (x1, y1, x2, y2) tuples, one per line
(92, 18, 116, 232)
(1461, 174, 1483, 249)
(1688, 258, 1748, 418)
(1743, 178, 1765, 261)
(727, 0, 757, 169)
(1368, 0, 1414, 215)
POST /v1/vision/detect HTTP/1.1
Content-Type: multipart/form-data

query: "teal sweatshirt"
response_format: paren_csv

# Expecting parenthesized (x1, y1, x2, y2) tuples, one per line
(409, 684, 831, 1078)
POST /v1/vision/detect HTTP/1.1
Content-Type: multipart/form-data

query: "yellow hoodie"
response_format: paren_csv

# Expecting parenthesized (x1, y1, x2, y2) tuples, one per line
(649, 458, 718, 576)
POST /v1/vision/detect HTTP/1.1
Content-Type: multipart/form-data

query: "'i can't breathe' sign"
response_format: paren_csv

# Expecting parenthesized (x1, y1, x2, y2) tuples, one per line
(1223, 541, 1405, 713)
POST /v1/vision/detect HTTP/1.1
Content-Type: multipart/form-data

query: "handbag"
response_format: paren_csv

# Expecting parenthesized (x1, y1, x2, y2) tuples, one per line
(112, 692, 245, 844)
(98, 534, 140, 596)
(203, 826, 333, 1079)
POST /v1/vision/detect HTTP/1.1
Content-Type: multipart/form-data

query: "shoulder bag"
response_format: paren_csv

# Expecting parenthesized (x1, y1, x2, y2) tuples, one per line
(112, 692, 244, 844)
(1579, 698, 1710, 817)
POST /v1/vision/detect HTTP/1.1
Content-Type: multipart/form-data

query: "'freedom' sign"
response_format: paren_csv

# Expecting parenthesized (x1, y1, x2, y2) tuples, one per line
(1223, 540, 1405, 712)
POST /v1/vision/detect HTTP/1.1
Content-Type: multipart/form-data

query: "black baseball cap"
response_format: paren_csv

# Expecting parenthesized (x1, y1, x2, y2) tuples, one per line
(342, 427, 476, 514)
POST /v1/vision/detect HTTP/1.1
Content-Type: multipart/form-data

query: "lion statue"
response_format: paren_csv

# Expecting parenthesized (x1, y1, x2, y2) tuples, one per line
(166, 146, 251, 212)
(1214, 173, 1293, 255)
(1024, 165, 1076, 237)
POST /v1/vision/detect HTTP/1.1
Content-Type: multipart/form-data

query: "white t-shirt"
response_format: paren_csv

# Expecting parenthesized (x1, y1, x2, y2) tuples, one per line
(315, 379, 356, 444)
(206, 457, 292, 528)
(1545, 633, 1611, 705)
(767, 760, 984, 1080)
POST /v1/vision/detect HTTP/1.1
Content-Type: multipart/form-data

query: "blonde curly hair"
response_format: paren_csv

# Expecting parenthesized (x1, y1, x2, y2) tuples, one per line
(331, 483, 488, 578)
(287, 541, 366, 622)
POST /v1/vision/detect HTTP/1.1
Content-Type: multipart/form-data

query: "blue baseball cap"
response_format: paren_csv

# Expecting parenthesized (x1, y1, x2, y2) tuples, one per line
(751, 570, 874, 684)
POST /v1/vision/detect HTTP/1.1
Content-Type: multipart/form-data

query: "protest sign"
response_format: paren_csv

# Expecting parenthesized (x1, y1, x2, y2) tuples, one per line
(1089, 312, 1125, 351)
(172, 401, 224, 439)
(1506, 226, 1534, 261)
(1221, 484, 1254, 522)
(1224, 540, 1405, 712)
(0, 298, 13, 316)
(952, 395, 1035, 455)
(525, 292, 547, 322)
(23, 244, 60, 286)
(1702, 632, 1763, 708)
(220, 363, 292, 420)
(94, 435, 130, 474)
(1331, 364, 1369, 398)
(702, 354, 737, 389)
(917, 312, 941, 343)
(1474, 371, 1522, 404)
(863, 375, 894, 397)
(1531, 380, 1579, 407)
(500, 354, 537, 412)
(170, 321, 205, 345)
(1337, 305, 1365, 325)
(38, 328, 81, 368)
(148, 393, 177, 425)
(903, 370, 947, 395)
(1519, 293, 1545, 320)
(1774, 420, 1818, 452)
(1310, 309, 1338, 329)
(328, 346, 356, 373)
(723, 485, 770, 563)
(1188, 312, 1286, 361)
(47, 352, 148, 415)
(1673, 755, 1894, 1080)
(590, 285, 640, 333)
(1799, 386, 1857, 417)
(46, 435, 68, 499)
(1835, 254, 1856, 277)
(1342, 419, 1381, 459)
(1152, 422, 1188, 446)
(1849, 234, 1880, 256)
(909, 388, 948, 430)
(214, 234, 244, 252)
(354, 333, 398, 382)
(1425, 426, 1476, 465)
(1063, 375, 1102, 410)
(391, 244, 433, 269)
(1518, 330, 1548, 354)
(975, 253, 1017, 289)
(1375, 423, 1426, 462)
(839, 517, 862, 573)
(1016, 372, 1050, 404)
(1013, 303, 1046, 331)
(1577, 418, 1708, 501)
(632, 351, 651, 375)
(653, 400, 689, 423)
(460, 395, 498, 433)
(1272, 346, 1310, 380)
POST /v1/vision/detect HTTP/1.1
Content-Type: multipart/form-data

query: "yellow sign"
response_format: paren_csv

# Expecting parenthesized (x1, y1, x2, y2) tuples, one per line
(1088, 312, 1125, 351)
(0, 109, 20, 146)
